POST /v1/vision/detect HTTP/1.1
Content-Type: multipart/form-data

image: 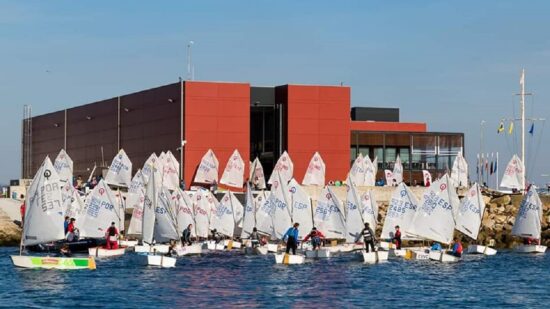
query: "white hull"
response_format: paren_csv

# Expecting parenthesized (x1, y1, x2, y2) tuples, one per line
(88, 247, 126, 258)
(206, 241, 226, 251)
(147, 255, 176, 268)
(379, 241, 399, 250)
(134, 244, 169, 254)
(11, 255, 96, 270)
(389, 249, 407, 257)
(405, 249, 430, 260)
(266, 243, 279, 253)
(223, 240, 242, 249)
(304, 248, 331, 259)
(244, 246, 269, 255)
(174, 244, 203, 256)
(514, 244, 547, 253)
(119, 240, 138, 247)
(274, 253, 305, 265)
(467, 245, 498, 256)
(362, 251, 389, 264)
(428, 251, 460, 263)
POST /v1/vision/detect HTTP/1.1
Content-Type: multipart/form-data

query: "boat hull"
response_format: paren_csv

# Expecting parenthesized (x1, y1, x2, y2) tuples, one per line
(26, 238, 104, 253)
(88, 247, 126, 257)
(514, 244, 547, 253)
(467, 245, 497, 256)
(388, 249, 407, 257)
(11, 255, 96, 270)
(428, 251, 460, 263)
(266, 244, 279, 253)
(275, 253, 305, 265)
(134, 244, 169, 254)
(362, 251, 389, 264)
(223, 240, 242, 249)
(404, 249, 430, 260)
(119, 240, 138, 247)
(147, 255, 176, 268)
(174, 244, 202, 256)
(205, 241, 225, 251)
(304, 248, 331, 259)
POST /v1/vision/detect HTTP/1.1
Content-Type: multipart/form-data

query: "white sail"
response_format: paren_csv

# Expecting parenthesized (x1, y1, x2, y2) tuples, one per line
(250, 157, 266, 189)
(193, 189, 211, 238)
(500, 154, 525, 190)
(23, 157, 65, 246)
(512, 186, 542, 238)
(410, 174, 459, 244)
(154, 188, 179, 243)
(127, 191, 145, 235)
(363, 155, 376, 186)
(211, 192, 237, 237)
(229, 191, 244, 230)
(220, 149, 245, 188)
(53, 149, 73, 183)
(194, 149, 219, 184)
(344, 179, 364, 243)
(241, 184, 256, 238)
(271, 171, 292, 239)
(141, 153, 158, 185)
(393, 154, 403, 184)
(455, 183, 485, 240)
(129, 169, 145, 195)
(348, 153, 366, 186)
(141, 165, 157, 244)
(162, 151, 180, 191)
(172, 189, 195, 236)
(80, 179, 121, 238)
(360, 190, 378, 228)
(422, 170, 432, 186)
(372, 156, 378, 176)
(451, 153, 468, 187)
(256, 191, 276, 236)
(302, 152, 325, 186)
(105, 149, 133, 187)
(314, 186, 346, 239)
(384, 170, 394, 186)
(268, 151, 293, 184)
(381, 183, 419, 240)
(288, 179, 313, 235)
(62, 182, 85, 222)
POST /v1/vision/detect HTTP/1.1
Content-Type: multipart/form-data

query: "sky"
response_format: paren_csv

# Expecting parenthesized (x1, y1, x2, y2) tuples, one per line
(1, 0, 549, 186)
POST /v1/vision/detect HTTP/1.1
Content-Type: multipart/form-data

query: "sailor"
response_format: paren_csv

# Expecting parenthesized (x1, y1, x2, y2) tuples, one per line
(210, 229, 222, 244)
(356, 222, 376, 253)
(181, 224, 193, 246)
(105, 222, 119, 249)
(60, 244, 72, 257)
(430, 241, 442, 251)
(450, 238, 463, 257)
(302, 227, 325, 250)
(19, 195, 26, 227)
(283, 223, 300, 255)
(66, 218, 77, 242)
(64, 216, 70, 234)
(393, 225, 402, 249)
(249, 227, 261, 248)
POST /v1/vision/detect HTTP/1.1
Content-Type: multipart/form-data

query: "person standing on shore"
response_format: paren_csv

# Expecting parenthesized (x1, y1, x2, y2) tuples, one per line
(393, 225, 402, 249)
(105, 222, 119, 249)
(356, 222, 377, 253)
(181, 224, 193, 246)
(283, 223, 300, 255)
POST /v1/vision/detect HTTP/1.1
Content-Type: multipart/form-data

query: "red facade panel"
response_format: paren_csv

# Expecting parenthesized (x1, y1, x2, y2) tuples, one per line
(285, 85, 351, 183)
(183, 81, 250, 188)
(350, 121, 427, 132)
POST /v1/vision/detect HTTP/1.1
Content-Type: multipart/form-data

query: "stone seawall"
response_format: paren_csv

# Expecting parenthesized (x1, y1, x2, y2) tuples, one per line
(0, 209, 21, 246)
(303, 186, 550, 248)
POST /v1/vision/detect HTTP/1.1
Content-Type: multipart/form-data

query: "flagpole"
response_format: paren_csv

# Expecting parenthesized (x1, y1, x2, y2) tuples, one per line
(495, 152, 499, 191)
(520, 68, 526, 193)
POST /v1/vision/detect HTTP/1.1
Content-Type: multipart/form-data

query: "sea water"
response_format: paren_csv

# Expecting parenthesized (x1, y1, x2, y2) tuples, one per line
(0, 247, 549, 308)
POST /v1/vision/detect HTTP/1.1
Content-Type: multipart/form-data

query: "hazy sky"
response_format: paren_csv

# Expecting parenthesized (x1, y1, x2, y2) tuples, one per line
(1, 1, 549, 185)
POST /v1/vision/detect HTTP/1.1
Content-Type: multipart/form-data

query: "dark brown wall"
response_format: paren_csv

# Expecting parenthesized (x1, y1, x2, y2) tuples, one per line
(30, 111, 65, 172)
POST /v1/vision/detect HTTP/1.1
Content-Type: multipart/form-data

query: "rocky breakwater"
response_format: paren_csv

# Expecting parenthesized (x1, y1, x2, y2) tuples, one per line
(0, 208, 21, 246)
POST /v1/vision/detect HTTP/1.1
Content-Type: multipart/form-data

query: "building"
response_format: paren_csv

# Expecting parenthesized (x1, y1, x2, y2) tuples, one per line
(22, 81, 464, 186)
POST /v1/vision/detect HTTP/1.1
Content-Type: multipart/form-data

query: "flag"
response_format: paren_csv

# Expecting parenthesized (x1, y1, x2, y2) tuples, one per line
(508, 122, 514, 134)
(490, 161, 494, 175)
(529, 123, 534, 135)
(497, 121, 504, 133)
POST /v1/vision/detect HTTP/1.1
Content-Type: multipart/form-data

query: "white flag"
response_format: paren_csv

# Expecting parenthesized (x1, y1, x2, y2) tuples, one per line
(302, 152, 326, 186)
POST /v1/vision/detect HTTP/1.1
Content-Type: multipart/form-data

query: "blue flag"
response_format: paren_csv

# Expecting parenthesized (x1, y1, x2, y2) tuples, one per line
(529, 123, 534, 135)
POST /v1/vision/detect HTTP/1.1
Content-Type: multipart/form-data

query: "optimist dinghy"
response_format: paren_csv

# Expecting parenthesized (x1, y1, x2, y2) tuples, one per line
(147, 254, 176, 268)
(362, 250, 389, 264)
(174, 244, 203, 256)
(428, 250, 460, 263)
(275, 253, 305, 265)
(88, 246, 126, 258)
(11, 157, 97, 270)
(511, 186, 547, 254)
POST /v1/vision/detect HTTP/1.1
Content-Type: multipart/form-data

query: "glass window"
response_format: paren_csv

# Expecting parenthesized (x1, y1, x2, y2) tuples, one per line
(350, 147, 357, 162)
(398, 147, 410, 166)
(412, 135, 437, 155)
(438, 135, 463, 155)
(359, 147, 370, 158)
(374, 147, 383, 169)
(385, 147, 396, 169)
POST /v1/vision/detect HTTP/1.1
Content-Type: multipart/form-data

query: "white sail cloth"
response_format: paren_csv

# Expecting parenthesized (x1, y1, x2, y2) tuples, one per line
(344, 179, 364, 243)
(241, 184, 256, 238)
(162, 151, 180, 191)
(288, 179, 313, 235)
(380, 183, 419, 240)
(512, 186, 542, 238)
(54, 149, 73, 183)
(220, 149, 245, 188)
(105, 149, 133, 187)
(172, 189, 195, 237)
(314, 187, 346, 239)
(194, 149, 219, 184)
(500, 154, 525, 190)
(268, 151, 293, 184)
(451, 153, 468, 187)
(270, 172, 292, 239)
(80, 179, 121, 238)
(455, 183, 485, 240)
(153, 188, 180, 243)
(348, 153, 366, 186)
(392, 155, 403, 185)
(23, 157, 65, 246)
(250, 158, 266, 189)
(302, 152, 325, 186)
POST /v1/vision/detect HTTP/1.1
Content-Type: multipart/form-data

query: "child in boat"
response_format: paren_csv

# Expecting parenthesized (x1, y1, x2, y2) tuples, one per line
(181, 224, 193, 246)
(449, 238, 463, 257)
(356, 222, 377, 253)
(393, 225, 402, 249)
(430, 242, 442, 251)
(302, 227, 325, 250)
(248, 227, 261, 248)
(105, 222, 119, 249)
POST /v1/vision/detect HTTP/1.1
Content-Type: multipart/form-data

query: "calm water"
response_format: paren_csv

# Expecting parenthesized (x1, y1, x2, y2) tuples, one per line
(0, 247, 549, 308)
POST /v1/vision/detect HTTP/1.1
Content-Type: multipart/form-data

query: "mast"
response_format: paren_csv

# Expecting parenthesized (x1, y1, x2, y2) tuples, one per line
(520, 69, 526, 192)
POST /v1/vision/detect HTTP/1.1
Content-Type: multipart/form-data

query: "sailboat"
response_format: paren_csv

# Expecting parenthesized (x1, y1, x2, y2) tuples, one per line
(11, 157, 96, 270)
(512, 186, 547, 253)
(171, 189, 202, 256)
(241, 184, 268, 255)
(410, 174, 462, 263)
(457, 184, 497, 255)
(210, 191, 243, 250)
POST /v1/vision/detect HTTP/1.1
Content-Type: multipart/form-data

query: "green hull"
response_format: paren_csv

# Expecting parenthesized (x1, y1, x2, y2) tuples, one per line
(11, 255, 97, 270)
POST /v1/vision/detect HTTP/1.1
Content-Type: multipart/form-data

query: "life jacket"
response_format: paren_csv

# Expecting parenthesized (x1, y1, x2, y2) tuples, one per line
(456, 242, 463, 254)
(362, 228, 374, 241)
(394, 230, 401, 240)
(108, 226, 117, 236)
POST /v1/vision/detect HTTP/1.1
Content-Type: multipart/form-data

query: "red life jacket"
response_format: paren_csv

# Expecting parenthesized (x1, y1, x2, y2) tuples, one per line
(456, 242, 463, 254)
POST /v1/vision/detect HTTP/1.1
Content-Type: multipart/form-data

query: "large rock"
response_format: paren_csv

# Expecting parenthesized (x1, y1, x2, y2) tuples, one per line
(492, 195, 511, 206)
(0, 209, 21, 246)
